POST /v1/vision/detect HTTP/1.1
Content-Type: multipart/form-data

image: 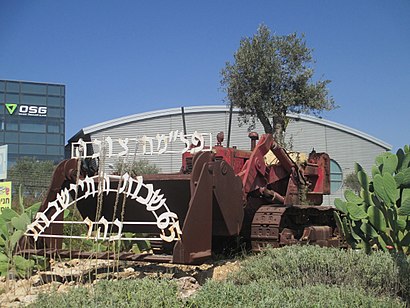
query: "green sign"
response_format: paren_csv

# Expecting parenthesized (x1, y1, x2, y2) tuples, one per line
(5, 103, 17, 115)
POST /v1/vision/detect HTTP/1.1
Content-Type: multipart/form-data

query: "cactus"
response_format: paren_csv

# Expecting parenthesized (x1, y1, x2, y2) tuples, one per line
(335, 145, 410, 254)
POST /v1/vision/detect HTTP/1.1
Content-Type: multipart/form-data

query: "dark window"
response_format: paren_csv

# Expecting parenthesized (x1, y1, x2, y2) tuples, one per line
(5, 122, 18, 131)
(47, 96, 62, 107)
(0, 81, 5, 91)
(21, 83, 47, 95)
(47, 107, 62, 118)
(20, 118, 46, 133)
(5, 132, 18, 143)
(7, 144, 19, 154)
(47, 146, 62, 155)
(21, 94, 46, 105)
(47, 121, 60, 133)
(5, 93, 19, 103)
(20, 144, 46, 155)
(20, 132, 46, 144)
(47, 85, 61, 96)
(6, 82, 19, 92)
(46, 134, 61, 145)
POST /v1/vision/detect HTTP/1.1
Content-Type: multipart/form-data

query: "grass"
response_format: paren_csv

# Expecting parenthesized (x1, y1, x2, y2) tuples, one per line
(32, 245, 409, 307)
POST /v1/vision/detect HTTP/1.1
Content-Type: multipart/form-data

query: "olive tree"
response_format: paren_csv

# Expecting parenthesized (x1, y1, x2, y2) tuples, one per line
(221, 24, 336, 145)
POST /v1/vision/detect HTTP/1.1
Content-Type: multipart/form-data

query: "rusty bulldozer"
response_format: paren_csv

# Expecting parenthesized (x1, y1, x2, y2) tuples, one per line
(20, 132, 342, 264)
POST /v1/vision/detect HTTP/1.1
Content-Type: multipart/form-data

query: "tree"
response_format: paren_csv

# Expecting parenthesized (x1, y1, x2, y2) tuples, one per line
(343, 172, 361, 193)
(112, 159, 160, 177)
(7, 157, 55, 204)
(221, 24, 336, 145)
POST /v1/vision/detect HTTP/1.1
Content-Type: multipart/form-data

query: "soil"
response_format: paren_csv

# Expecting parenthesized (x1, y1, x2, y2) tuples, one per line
(0, 258, 241, 307)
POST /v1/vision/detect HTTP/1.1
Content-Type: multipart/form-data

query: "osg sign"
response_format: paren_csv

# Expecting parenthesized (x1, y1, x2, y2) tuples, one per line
(5, 103, 47, 117)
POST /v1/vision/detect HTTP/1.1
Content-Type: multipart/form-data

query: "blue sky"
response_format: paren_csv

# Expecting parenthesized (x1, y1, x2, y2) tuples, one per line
(1, 1, 409, 150)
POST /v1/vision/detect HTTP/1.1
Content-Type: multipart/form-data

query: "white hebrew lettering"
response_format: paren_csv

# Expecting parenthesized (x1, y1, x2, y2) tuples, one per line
(25, 173, 183, 243)
(96, 216, 109, 241)
(109, 219, 123, 241)
(71, 131, 212, 159)
(118, 138, 129, 156)
(156, 134, 168, 154)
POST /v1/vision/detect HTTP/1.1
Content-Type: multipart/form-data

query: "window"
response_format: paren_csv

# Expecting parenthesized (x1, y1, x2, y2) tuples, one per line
(47, 107, 63, 118)
(47, 96, 62, 107)
(47, 146, 62, 155)
(47, 85, 62, 96)
(47, 121, 60, 133)
(6, 82, 19, 92)
(20, 132, 46, 144)
(5, 122, 18, 131)
(0, 81, 5, 91)
(20, 118, 46, 133)
(5, 93, 19, 103)
(21, 94, 46, 105)
(20, 144, 46, 155)
(5, 132, 18, 143)
(330, 159, 343, 193)
(21, 83, 46, 95)
(46, 134, 61, 145)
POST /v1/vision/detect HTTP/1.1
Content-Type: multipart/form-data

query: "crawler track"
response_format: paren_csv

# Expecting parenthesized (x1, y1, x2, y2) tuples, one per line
(250, 205, 341, 252)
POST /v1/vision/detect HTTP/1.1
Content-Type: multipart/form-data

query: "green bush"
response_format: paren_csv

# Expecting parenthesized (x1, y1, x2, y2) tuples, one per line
(33, 278, 181, 308)
(191, 280, 403, 308)
(33, 245, 409, 306)
(227, 245, 406, 299)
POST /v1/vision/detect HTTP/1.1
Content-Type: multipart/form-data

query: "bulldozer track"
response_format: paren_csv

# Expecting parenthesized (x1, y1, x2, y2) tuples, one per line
(250, 205, 341, 252)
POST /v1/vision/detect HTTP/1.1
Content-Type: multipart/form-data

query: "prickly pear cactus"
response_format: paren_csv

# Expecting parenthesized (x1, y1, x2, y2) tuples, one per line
(334, 145, 410, 254)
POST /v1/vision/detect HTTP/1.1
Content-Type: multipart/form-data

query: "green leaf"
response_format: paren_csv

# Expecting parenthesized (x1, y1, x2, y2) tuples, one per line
(398, 188, 410, 216)
(397, 217, 407, 231)
(0, 217, 9, 239)
(372, 165, 381, 178)
(395, 168, 410, 188)
(375, 153, 388, 166)
(13, 255, 34, 278)
(333, 211, 345, 235)
(9, 230, 24, 251)
(347, 202, 368, 220)
(18, 185, 25, 214)
(0, 208, 19, 221)
(368, 206, 386, 232)
(357, 170, 369, 190)
(11, 213, 30, 231)
(387, 208, 398, 232)
(382, 153, 398, 175)
(334, 198, 347, 213)
(26, 202, 41, 221)
(399, 152, 410, 171)
(373, 173, 398, 205)
(344, 190, 363, 205)
(401, 232, 410, 246)
(360, 221, 378, 239)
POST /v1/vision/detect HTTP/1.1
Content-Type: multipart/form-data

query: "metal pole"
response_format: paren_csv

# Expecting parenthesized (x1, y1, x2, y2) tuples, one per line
(181, 107, 187, 135)
(227, 103, 233, 147)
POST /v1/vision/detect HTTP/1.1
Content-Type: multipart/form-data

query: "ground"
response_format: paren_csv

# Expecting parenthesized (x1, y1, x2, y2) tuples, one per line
(0, 258, 241, 306)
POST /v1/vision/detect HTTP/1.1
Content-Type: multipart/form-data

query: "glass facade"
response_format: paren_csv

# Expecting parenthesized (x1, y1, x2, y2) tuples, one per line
(0, 80, 65, 166)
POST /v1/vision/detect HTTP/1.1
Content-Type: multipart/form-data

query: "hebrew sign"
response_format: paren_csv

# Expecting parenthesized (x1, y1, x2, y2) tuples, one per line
(25, 173, 182, 243)
(71, 130, 212, 159)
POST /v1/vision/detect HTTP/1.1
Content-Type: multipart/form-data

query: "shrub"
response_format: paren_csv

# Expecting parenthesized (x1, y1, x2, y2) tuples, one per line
(33, 278, 181, 307)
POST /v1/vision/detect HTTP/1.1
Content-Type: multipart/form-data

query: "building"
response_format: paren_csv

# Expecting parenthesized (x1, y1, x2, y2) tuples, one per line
(67, 105, 391, 205)
(0, 79, 65, 166)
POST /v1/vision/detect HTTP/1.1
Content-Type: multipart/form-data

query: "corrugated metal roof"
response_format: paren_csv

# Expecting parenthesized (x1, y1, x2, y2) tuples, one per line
(77, 105, 391, 150)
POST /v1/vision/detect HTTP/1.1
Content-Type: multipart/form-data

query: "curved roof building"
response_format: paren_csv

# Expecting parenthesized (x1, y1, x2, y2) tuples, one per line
(67, 105, 391, 205)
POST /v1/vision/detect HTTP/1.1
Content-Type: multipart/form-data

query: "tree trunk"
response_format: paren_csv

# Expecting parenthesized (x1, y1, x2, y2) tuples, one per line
(272, 113, 286, 146)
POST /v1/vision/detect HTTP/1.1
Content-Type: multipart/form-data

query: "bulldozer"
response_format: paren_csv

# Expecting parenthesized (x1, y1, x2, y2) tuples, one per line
(21, 132, 342, 264)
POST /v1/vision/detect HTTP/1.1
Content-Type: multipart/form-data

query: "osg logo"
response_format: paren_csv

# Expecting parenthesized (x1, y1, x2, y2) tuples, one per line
(5, 103, 47, 117)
